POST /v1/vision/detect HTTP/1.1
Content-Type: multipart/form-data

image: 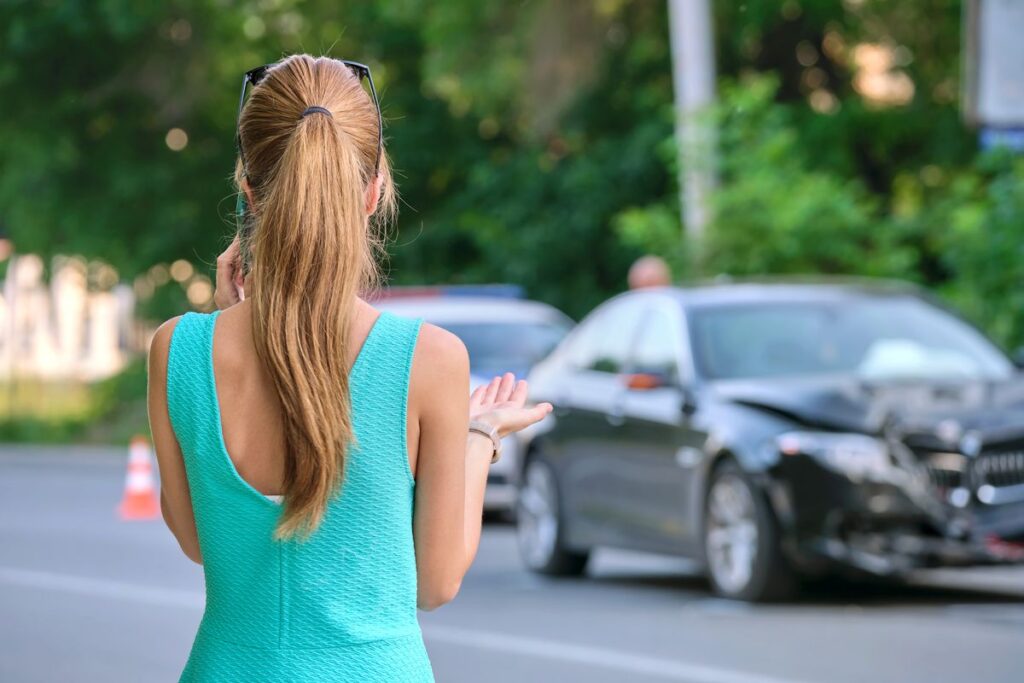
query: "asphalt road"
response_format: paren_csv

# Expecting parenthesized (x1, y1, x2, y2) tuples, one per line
(2, 445, 1023, 683)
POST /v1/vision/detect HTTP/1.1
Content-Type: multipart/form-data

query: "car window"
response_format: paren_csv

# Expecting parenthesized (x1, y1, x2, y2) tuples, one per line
(437, 321, 570, 376)
(632, 309, 680, 381)
(563, 299, 646, 374)
(690, 296, 1015, 381)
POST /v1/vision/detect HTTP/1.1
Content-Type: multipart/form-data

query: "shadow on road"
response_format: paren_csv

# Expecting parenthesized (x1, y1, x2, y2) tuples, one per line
(576, 566, 1024, 608)
(798, 575, 1024, 606)
(481, 518, 1024, 608)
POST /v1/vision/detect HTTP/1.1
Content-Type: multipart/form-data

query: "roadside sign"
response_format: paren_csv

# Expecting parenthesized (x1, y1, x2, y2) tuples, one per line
(980, 128, 1024, 152)
(963, 0, 1024, 151)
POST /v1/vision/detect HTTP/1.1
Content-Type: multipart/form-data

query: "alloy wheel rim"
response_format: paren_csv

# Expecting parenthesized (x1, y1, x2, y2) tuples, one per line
(517, 462, 559, 567)
(706, 473, 759, 594)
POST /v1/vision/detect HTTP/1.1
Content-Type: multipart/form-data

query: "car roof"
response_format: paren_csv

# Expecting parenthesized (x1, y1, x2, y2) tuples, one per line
(375, 296, 573, 325)
(627, 278, 927, 309)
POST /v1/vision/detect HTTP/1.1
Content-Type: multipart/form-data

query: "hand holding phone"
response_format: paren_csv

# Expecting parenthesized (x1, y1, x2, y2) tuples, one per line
(213, 235, 246, 310)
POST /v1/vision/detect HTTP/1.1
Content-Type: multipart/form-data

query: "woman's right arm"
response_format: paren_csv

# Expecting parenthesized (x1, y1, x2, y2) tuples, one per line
(410, 324, 550, 610)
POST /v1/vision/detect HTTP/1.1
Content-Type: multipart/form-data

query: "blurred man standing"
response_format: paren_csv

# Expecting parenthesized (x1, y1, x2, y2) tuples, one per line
(628, 255, 671, 289)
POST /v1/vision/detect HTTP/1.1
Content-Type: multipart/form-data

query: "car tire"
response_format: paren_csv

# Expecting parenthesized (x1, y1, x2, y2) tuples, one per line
(516, 456, 589, 576)
(703, 460, 797, 602)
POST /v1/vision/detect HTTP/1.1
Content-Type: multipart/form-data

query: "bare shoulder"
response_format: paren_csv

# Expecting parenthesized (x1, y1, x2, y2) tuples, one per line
(413, 322, 469, 375)
(152, 315, 184, 347)
(410, 323, 469, 400)
(148, 315, 184, 379)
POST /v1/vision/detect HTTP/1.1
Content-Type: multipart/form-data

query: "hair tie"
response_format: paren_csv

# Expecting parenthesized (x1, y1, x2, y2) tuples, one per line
(301, 106, 332, 119)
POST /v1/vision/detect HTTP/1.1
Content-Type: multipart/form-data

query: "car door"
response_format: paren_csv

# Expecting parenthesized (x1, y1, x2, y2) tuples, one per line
(611, 299, 707, 555)
(549, 297, 648, 548)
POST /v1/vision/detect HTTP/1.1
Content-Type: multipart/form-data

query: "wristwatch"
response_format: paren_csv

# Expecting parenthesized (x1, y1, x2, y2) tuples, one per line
(468, 420, 502, 464)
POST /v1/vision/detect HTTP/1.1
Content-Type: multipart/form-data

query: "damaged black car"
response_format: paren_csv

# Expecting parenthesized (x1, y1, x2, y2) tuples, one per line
(516, 281, 1024, 601)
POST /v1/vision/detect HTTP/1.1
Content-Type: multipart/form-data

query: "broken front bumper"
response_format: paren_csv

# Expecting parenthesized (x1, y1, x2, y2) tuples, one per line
(767, 453, 1024, 576)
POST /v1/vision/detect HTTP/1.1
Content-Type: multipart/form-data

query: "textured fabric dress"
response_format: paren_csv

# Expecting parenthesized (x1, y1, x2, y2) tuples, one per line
(166, 309, 433, 682)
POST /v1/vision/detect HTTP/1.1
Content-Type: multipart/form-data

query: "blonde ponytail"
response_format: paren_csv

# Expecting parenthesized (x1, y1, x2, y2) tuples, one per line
(236, 55, 396, 538)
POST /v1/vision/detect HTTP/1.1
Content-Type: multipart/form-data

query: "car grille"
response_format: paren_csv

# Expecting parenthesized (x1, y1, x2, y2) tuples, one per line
(911, 446, 1024, 506)
(974, 449, 1024, 489)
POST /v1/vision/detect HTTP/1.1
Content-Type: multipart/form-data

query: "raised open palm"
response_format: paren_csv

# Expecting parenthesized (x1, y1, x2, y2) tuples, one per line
(469, 373, 553, 438)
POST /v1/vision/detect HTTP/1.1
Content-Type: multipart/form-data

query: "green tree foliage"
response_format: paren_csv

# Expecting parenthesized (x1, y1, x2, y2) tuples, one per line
(2, 0, 1022, 342)
(703, 75, 915, 278)
(940, 154, 1024, 347)
(0, 1, 673, 318)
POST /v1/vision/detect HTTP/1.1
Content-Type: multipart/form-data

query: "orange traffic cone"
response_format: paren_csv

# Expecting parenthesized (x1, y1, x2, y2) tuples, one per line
(118, 435, 160, 521)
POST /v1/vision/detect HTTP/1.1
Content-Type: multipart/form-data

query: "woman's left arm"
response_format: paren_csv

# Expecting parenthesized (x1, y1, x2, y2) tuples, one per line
(147, 316, 203, 564)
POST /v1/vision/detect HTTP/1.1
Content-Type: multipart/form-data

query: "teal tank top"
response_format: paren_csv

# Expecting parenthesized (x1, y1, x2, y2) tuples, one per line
(166, 309, 432, 682)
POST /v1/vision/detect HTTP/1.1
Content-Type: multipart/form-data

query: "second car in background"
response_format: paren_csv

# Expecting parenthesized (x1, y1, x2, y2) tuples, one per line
(377, 287, 573, 514)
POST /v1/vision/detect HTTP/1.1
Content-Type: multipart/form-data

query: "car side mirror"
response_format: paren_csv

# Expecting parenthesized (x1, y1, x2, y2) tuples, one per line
(623, 372, 665, 391)
(622, 372, 698, 415)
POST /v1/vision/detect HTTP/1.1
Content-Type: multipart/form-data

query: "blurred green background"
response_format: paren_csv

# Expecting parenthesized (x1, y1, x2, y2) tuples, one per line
(1, 0, 1022, 441)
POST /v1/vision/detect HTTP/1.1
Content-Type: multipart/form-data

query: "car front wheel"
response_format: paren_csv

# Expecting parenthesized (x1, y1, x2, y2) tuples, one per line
(516, 457, 589, 576)
(703, 461, 796, 601)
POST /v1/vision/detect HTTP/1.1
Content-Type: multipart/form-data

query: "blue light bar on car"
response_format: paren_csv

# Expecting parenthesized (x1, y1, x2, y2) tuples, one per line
(376, 284, 525, 300)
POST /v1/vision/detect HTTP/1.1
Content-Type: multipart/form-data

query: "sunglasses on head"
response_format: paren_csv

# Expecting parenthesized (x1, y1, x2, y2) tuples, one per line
(236, 59, 383, 178)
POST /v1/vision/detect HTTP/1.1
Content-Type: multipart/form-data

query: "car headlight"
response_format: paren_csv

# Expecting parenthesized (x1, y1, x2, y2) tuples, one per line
(776, 431, 892, 482)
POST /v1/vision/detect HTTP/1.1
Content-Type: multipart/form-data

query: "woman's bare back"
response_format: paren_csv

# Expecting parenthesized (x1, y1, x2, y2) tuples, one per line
(211, 298, 404, 497)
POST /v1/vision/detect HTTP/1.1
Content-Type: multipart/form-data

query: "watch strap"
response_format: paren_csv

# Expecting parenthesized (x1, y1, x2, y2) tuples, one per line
(468, 419, 502, 464)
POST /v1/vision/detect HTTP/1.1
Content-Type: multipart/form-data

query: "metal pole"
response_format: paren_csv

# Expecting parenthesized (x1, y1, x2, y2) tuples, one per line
(3, 253, 16, 415)
(668, 0, 717, 249)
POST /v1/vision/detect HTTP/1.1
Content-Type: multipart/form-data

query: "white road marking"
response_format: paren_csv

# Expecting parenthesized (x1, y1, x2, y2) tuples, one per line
(0, 566, 204, 610)
(0, 565, 813, 683)
(422, 624, 814, 683)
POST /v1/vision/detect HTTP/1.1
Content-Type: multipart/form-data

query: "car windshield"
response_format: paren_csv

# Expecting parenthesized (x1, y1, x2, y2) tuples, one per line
(690, 296, 1015, 382)
(439, 321, 570, 376)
